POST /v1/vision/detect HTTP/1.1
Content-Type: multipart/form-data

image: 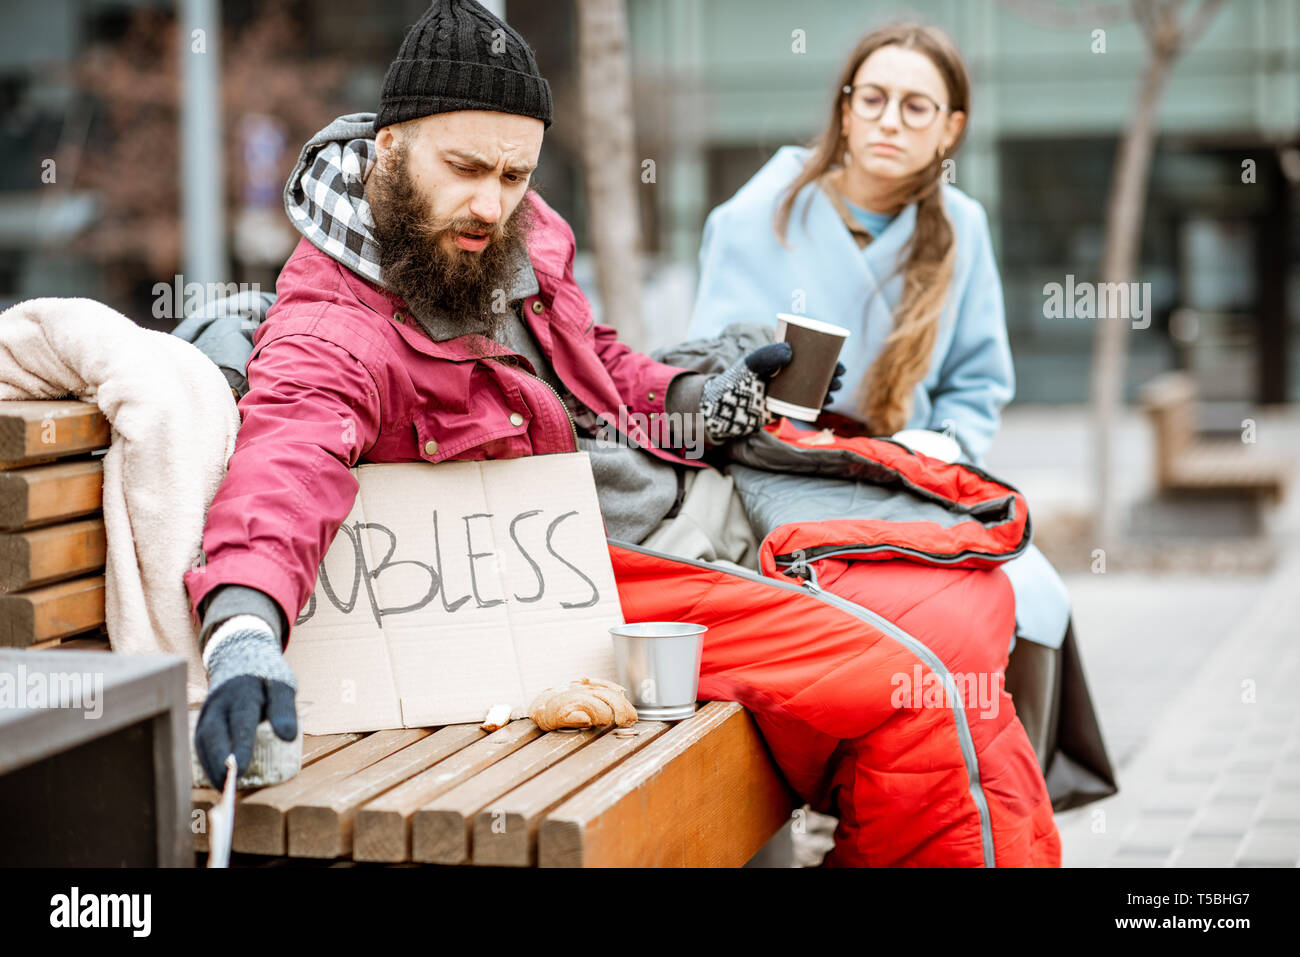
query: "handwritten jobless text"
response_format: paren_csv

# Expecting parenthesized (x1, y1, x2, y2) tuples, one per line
(295, 507, 600, 628)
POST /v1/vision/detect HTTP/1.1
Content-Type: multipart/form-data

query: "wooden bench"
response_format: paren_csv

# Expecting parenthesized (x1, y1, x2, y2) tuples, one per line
(0, 401, 110, 651)
(190, 701, 794, 867)
(3, 399, 800, 866)
(1139, 371, 1290, 503)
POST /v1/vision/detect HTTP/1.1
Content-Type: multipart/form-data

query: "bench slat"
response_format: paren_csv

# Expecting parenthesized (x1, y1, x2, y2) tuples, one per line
(233, 729, 429, 855)
(288, 724, 487, 859)
(192, 732, 367, 853)
(0, 460, 103, 530)
(0, 401, 108, 468)
(300, 733, 369, 766)
(471, 721, 668, 867)
(0, 575, 104, 647)
(538, 701, 797, 867)
(0, 518, 106, 591)
(51, 632, 111, 652)
(1173, 455, 1287, 480)
(411, 726, 603, 865)
(352, 720, 540, 863)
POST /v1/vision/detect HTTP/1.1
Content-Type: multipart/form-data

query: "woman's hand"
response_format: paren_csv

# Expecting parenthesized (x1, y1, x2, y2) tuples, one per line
(824, 362, 846, 408)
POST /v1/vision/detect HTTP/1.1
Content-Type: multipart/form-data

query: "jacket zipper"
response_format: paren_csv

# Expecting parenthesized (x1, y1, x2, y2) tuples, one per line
(497, 356, 579, 452)
(610, 538, 997, 867)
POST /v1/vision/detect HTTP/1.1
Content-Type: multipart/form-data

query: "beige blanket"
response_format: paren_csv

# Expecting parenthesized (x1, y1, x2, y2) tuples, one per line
(0, 297, 239, 705)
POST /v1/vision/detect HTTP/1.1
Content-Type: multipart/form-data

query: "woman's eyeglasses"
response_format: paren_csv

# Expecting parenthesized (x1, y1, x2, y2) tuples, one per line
(842, 83, 950, 130)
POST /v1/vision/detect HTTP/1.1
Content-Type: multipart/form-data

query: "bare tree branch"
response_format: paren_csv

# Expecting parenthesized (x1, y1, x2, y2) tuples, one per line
(1180, 0, 1229, 51)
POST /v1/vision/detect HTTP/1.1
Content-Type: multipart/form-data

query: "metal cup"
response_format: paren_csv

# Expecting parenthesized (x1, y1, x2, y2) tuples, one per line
(609, 622, 707, 721)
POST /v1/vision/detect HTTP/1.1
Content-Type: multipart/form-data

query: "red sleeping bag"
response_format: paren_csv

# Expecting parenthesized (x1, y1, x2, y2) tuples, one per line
(609, 420, 1061, 867)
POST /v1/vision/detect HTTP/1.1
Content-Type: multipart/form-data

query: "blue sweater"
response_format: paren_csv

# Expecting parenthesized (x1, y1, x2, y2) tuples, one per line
(844, 199, 898, 238)
(687, 145, 1015, 466)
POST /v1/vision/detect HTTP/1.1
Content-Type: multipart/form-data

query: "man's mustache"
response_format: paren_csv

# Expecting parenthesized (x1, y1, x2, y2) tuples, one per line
(417, 216, 507, 244)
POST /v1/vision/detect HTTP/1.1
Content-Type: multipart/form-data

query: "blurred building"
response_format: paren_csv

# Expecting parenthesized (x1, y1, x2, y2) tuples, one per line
(621, 0, 1300, 404)
(1, 0, 1297, 404)
(0, 0, 438, 326)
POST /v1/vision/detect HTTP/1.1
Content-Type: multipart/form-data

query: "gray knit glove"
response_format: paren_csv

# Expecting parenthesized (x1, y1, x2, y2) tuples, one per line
(699, 343, 794, 443)
(195, 615, 298, 790)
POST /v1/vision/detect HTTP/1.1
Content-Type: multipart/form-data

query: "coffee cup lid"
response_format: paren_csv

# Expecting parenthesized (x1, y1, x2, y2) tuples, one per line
(776, 313, 852, 338)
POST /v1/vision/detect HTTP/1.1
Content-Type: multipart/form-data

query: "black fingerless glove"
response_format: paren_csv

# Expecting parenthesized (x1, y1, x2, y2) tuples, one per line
(699, 342, 793, 442)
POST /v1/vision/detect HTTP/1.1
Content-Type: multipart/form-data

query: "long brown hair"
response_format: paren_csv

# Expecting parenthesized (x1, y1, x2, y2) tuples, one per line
(774, 23, 970, 436)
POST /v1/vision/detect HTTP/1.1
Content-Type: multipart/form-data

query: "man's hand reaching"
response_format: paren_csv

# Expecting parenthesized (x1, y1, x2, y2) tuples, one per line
(699, 345, 848, 442)
(699, 342, 793, 443)
(195, 615, 298, 789)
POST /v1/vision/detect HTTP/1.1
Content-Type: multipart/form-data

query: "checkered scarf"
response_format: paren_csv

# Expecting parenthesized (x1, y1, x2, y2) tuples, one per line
(283, 112, 388, 288)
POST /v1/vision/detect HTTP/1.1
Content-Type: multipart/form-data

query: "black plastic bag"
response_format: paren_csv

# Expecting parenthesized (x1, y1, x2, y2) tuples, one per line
(1005, 617, 1118, 812)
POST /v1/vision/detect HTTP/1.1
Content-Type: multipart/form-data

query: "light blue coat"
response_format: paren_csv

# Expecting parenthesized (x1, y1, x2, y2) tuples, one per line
(688, 145, 1070, 650)
(687, 145, 1014, 468)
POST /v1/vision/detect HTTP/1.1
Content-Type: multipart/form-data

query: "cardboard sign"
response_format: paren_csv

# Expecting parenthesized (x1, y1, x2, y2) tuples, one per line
(282, 452, 624, 734)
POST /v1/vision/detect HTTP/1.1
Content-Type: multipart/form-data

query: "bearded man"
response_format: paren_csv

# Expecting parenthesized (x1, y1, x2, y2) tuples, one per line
(187, 0, 821, 787)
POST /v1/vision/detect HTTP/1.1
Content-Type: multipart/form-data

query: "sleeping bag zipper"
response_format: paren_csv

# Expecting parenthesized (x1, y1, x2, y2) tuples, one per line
(773, 534, 1030, 570)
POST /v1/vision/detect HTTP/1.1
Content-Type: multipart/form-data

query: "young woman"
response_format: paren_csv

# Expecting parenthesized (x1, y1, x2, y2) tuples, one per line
(687, 21, 1071, 655)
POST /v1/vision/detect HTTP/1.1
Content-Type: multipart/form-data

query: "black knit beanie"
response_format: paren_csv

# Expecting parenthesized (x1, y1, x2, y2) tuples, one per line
(374, 0, 553, 133)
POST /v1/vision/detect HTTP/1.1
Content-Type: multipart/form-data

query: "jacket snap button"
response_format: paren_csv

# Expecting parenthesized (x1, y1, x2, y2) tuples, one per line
(424, 438, 438, 455)
(394, 311, 405, 324)
(530, 300, 544, 315)
(647, 391, 656, 401)
(509, 412, 524, 427)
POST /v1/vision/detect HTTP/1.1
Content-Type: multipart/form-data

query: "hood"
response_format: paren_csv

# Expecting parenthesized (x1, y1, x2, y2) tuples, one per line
(281, 112, 539, 339)
(282, 112, 387, 289)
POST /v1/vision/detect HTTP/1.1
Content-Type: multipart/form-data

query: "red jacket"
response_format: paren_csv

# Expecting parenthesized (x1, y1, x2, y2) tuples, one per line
(184, 191, 698, 641)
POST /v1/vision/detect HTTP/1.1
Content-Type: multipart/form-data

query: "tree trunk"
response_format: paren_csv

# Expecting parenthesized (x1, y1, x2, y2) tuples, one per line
(1089, 0, 1226, 551)
(575, 0, 645, 351)
(1090, 44, 1173, 551)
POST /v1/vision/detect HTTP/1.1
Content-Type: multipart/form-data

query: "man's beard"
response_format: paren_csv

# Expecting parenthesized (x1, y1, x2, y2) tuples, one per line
(367, 142, 534, 344)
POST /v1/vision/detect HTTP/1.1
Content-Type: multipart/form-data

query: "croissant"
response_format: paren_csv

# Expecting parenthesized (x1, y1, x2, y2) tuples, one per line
(528, 677, 638, 730)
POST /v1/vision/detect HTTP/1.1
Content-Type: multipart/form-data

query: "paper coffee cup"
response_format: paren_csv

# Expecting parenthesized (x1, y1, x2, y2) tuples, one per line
(767, 313, 852, 422)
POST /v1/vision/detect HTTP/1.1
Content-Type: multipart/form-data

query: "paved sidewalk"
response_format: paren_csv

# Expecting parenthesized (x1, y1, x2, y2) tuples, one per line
(1053, 547, 1300, 866)
(1013, 404, 1300, 867)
